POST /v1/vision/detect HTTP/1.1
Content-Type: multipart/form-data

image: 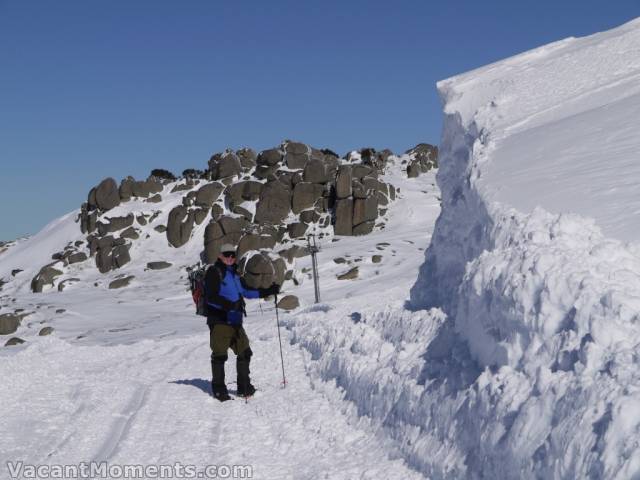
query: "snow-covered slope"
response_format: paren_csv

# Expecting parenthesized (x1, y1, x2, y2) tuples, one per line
(406, 17, 640, 478)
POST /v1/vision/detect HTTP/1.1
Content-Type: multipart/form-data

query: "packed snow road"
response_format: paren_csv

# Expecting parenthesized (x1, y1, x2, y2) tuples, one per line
(0, 329, 423, 479)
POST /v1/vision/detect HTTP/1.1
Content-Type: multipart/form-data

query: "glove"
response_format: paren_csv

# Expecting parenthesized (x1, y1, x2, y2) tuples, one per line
(261, 283, 280, 298)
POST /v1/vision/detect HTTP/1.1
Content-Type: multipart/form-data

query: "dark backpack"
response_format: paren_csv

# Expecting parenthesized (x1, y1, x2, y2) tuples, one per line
(188, 265, 209, 317)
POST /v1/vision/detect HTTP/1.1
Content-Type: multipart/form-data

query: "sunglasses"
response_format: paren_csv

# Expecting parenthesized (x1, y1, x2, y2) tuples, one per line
(221, 251, 236, 258)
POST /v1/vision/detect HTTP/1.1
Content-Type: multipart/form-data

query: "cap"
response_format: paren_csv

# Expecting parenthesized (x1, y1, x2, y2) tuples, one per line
(219, 243, 236, 254)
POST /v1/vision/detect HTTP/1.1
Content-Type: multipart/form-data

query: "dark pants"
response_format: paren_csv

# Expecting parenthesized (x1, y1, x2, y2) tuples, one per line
(208, 322, 253, 392)
(209, 323, 250, 357)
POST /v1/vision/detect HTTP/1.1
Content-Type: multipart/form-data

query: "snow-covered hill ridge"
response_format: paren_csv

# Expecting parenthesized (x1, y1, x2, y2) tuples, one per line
(438, 16, 640, 243)
(407, 17, 640, 477)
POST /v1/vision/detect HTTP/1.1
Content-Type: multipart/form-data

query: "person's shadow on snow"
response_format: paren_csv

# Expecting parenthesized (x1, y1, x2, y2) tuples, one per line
(170, 379, 211, 395)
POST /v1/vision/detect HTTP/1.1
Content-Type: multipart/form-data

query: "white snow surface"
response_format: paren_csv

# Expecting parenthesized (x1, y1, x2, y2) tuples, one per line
(442, 17, 640, 244)
(408, 17, 640, 478)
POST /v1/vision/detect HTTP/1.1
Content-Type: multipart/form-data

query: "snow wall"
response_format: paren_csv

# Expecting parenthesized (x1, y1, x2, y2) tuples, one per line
(407, 17, 640, 478)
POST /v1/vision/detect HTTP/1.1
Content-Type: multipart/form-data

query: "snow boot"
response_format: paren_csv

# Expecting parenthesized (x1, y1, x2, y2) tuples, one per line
(211, 355, 231, 402)
(236, 348, 256, 397)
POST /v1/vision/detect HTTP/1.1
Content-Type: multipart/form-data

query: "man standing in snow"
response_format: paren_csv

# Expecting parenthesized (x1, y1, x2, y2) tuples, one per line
(205, 243, 279, 402)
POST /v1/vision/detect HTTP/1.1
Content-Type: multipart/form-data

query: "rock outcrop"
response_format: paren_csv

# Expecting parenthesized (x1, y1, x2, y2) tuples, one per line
(24, 140, 434, 297)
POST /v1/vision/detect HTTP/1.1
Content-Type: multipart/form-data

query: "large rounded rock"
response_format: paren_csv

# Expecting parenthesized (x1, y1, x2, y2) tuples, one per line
(80, 205, 97, 234)
(126, 178, 164, 198)
(335, 166, 352, 199)
(292, 182, 324, 214)
(39, 326, 54, 336)
(353, 196, 378, 226)
(284, 141, 309, 170)
(96, 214, 134, 236)
(287, 222, 308, 239)
(194, 208, 209, 225)
(209, 151, 242, 180)
(237, 232, 277, 259)
(337, 266, 359, 280)
(95, 236, 116, 273)
(254, 181, 292, 225)
(120, 227, 139, 240)
(0, 312, 27, 335)
(204, 216, 250, 262)
(273, 257, 286, 285)
(95, 178, 121, 211)
(195, 182, 224, 207)
(238, 253, 277, 289)
(352, 180, 367, 199)
(166, 206, 195, 248)
(31, 264, 63, 292)
(147, 261, 172, 270)
(334, 199, 353, 236)
(204, 226, 222, 263)
(225, 182, 245, 206)
(376, 191, 389, 206)
(277, 295, 299, 310)
(407, 160, 421, 178)
(109, 275, 135, 289)
(257, 148, 283, 167)
(253, 164, 279, 180)
(119, 177, 135, 200)
(299, 209, 322, 224)
(362, 176, 387, 194)
(303, 158, 329, 183)
(112, 244, 131, 268)
(225, 181, 263, 207)
(5, 337, 25, 347)
(218, 216, 249, 237)
(67, 252, 88, 265)
(87, 187, 98, 210)
(352, 164, 374, 180)
(236, 148, 257, 169)
(352, 221, 375, 236)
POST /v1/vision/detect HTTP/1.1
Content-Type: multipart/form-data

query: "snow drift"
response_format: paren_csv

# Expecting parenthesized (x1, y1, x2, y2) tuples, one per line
(406, 17, 640, 478)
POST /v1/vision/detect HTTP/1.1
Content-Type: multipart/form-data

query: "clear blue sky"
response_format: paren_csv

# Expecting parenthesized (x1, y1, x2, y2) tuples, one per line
(1, 1, 638, 241)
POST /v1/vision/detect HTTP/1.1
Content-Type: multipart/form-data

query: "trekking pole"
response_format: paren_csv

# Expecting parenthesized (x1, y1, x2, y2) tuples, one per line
(274, 293, 287, 388)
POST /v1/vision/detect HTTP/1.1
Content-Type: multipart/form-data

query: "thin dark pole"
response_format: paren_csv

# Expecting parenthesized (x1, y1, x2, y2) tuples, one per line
(274, 293, 286, 387)
(307, 235, 321, 303)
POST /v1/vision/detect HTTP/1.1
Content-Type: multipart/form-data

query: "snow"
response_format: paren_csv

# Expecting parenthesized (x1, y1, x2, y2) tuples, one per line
(407, 16, 640, 478)
(0, 211, 83, 281)
(439, 17, 640, 244)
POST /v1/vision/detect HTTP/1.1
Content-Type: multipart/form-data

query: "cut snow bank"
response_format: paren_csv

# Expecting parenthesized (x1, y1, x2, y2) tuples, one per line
(408, 17, 640, 478)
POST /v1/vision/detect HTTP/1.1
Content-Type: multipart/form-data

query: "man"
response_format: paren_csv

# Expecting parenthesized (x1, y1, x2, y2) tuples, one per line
(205, 243, 279, 402)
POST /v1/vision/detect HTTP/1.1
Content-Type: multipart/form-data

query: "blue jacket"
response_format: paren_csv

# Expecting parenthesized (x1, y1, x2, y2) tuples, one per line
(205, 261, 261, 325)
